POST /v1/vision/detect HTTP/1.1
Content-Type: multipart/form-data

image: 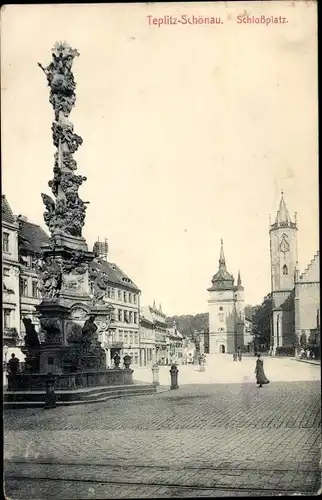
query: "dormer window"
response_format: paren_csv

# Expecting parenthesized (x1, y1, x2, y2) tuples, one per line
(283, 265, 288, 275)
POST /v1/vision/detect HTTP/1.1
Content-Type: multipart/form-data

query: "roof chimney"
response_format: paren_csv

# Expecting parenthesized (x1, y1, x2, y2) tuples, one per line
(17, 214, 28, 222)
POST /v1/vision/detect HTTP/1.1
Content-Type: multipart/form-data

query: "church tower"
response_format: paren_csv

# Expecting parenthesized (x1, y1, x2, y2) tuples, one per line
(207, 240, 236, 354)
(235, 271, 244, 320)
(270, 191, 298, 350)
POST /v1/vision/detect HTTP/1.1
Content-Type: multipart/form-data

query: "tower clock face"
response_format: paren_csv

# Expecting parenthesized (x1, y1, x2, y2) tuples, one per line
(280, 234, 290, 254)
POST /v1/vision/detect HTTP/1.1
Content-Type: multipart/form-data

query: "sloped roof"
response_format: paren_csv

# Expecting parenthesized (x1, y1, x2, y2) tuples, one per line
(140, 305, 154, 324)
(18, 219, 51, 254)
(166, 326, 183, 339)
(208, 239, 234, 291)
(275, 192, 292, 224)
(2, 195, 16, 224)
(91, 257, 140, 292)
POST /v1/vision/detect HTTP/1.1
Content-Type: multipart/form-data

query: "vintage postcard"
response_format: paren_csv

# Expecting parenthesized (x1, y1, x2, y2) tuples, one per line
(1, 1, 320, 498)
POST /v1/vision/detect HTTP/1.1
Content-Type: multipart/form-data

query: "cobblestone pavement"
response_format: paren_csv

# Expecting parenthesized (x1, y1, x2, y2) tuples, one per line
(4, 363, 321, 498)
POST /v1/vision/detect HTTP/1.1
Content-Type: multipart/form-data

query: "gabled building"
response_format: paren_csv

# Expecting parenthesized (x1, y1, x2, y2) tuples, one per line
(17, 215, 51, 335)
(139, 306, 156, 367)
(294, 252, 320, 347)
(140, 302, 170, 365)
(166, 319, 184, 364)
(2, 196, 21, 354)
(90, 243, 141, 367)
(207, 239, 245, 354)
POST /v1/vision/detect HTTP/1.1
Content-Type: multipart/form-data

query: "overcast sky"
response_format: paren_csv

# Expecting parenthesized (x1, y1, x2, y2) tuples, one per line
(1, 2, 318, 315)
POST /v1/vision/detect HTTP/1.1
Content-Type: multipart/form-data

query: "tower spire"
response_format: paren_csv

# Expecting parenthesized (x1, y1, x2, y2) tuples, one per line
(275, 190, 292, 225)
(219, 238, 226, 267)
(237, 270, 241, 286)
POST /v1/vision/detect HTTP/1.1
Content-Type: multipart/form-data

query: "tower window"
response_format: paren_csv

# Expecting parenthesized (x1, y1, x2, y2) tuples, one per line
(282, 265, 288, 275)
(219, 313, 224, 322)
(219, 306, 223, 311)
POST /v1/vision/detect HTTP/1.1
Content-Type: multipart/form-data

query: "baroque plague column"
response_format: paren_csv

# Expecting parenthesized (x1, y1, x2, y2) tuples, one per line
(35, 42, 112, 374)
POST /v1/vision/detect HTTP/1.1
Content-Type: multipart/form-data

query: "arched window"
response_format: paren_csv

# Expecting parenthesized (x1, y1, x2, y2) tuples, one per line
(283, 265, 288, 275)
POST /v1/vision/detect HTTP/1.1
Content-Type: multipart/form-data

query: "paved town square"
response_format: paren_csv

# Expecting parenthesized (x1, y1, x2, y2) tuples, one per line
(4, 357, 321, 498)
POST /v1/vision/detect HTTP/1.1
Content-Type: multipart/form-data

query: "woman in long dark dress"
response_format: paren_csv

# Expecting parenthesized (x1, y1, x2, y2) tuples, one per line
(255, 354, 269, 387)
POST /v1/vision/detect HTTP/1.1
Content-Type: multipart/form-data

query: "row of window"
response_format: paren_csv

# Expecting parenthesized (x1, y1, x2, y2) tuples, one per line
(114, 330, 139, 345)
(116, 309, 138, 324)
(140, 330, 155, 341)
(107, 287, 138, 304)
(20, 278, 39, 298)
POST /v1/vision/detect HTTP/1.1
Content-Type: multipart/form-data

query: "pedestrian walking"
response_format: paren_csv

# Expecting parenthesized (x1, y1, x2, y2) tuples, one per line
(254, 354, 269, 388)
(238, 349, 242, 361)
(233, 352, 237, 362)
(7, 353, 20, 390)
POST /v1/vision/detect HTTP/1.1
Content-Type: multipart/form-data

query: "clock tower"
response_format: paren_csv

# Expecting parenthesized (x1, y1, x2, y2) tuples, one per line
(208, 240, 244, 354)
(269, 191, 298, 351)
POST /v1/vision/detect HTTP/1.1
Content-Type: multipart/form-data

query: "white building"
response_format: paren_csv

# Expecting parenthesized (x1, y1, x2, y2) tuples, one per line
(2, 196, 23, 363)
(207, 239, 245, 354)
(90, 248, 141, 368)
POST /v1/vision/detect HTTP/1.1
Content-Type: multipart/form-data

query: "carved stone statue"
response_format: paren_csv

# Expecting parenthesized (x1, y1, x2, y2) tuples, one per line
(40, 317, 61, 344)
(90, 269, 109, 304)
(39, 42, 87, 240)
(22, 318, 40, 347)
(21, 318, 41, 373)
(62, 250, 88, 275)
(81, 315, 98, 352)
(38, 257, 63, 299)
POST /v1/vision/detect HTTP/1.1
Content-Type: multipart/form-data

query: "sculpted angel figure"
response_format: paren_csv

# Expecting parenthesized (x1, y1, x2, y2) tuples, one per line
(90, 269, 109, 304)
(63, 250, 88, 275)
(41, 193, 56, 232)
(80, 315, 98, 353)
(39, 257, 63, 299)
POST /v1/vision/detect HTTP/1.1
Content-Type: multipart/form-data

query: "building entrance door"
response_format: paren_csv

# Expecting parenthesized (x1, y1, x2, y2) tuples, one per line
(220, 345, 225, 354)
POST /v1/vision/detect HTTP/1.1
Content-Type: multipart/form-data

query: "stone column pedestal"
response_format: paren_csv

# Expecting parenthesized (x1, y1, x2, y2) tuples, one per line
(152, 364, 160, 386)
(124, 368, 134, 385)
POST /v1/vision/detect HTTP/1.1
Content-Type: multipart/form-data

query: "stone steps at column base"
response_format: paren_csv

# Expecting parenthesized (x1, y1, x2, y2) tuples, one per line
(4, 384, 157, 409)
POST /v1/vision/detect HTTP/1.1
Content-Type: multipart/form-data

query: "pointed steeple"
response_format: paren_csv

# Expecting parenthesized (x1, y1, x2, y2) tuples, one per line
(153, 299, 156, 309)
(219, 238, 226, 267)
(159, 303, 162, 313)
(275, 190, 292, 225)
(237, 270, 241, 286)
(236, 270, 244, 291)
(208, 239, 234, 291)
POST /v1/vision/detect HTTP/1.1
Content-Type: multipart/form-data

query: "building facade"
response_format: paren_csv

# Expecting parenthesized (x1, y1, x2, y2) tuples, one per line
(89, 247, 141, 368)
(166, 320, 184, 365)
(270, 191, 320, 353)
(207, 239, 245, 354)
(139, 302, 173, 365)
(18, 215, 51, 337)
(294, 252, 320, 350)
(2, 196, 21, 359)
(139, 306, 156, 367)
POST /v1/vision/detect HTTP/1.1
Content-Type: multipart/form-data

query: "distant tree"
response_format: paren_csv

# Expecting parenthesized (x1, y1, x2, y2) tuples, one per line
(252, 295, 272, 351)
(244, 304, 257, 320)
(166, 313, 209, 338)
